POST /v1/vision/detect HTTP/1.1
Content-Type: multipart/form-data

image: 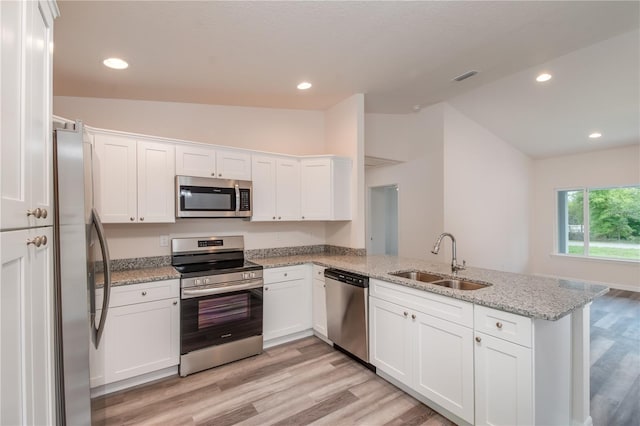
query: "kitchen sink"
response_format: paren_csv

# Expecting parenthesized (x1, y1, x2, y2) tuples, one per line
(430, 279, 491, 290)
(389, 270, 445, 283)
(389, 270, 491, 290)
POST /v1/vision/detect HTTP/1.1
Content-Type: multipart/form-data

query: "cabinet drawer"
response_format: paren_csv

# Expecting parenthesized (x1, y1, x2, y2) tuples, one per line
(474, 305, 532, 347)
(312, 264, 326, 280)
(264, 265, 308, 284)
(370, 279, 473, 328)
(96, 279, 180, 308)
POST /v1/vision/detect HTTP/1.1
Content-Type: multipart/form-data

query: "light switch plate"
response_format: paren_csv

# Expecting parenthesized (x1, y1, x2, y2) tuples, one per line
(160, 235, 169, 247)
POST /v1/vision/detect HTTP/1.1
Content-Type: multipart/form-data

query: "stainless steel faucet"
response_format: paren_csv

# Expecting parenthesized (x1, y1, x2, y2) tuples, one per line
(431, 232, 466, 274)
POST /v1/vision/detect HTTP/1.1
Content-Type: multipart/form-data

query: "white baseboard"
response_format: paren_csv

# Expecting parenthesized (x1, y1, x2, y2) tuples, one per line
(263, 329, 314, 349)
(90, 366, 178, 398)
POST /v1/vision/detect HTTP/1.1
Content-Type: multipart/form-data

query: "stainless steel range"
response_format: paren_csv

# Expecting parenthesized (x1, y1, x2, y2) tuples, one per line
(172, 236, 263, 377)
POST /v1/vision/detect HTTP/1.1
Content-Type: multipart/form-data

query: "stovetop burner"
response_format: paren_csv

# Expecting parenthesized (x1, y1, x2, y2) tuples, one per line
(171, 236, 262, 280)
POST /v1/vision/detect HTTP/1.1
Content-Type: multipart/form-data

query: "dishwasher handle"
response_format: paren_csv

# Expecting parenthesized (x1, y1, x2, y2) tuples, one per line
(324, 268, 369, 288)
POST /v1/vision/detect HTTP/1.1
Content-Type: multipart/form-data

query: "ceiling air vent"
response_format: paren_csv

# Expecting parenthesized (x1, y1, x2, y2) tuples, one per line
(452, 70, 479, 82)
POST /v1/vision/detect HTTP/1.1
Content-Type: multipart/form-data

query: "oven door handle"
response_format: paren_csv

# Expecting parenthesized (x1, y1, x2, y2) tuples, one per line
(182, 280, 263, 298)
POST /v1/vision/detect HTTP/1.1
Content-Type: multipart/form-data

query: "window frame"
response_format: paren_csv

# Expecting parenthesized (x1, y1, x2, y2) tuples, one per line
(555, 184, 640, 263)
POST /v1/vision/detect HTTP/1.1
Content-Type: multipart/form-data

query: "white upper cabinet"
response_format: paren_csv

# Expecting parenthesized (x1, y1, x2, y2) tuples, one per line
(175, 145, 251, 181)
(251, 155, 301, 222)
(216, 149, 252, 181)
(251, 155, 278, 221)
(1, 0, 55, 230)
(93, 133, 138, 223)
(175, 145, 216, 178)
(93, 132, 175, 223)
(275, 158, 301, 221)
(137, 141, 175, 223)
(301, 157, 351, 221)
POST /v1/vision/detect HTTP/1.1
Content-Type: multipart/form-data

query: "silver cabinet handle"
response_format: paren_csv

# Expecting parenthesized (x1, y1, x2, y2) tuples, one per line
(140, 217, 144, 222)
(403, 311, 408, 317)
(265, 287, 269, 291)
(272, 216, 276, 220)
(41, 209, 48, 219)
(278, 216, 281, 220)
(142, 291, 147, 296)
(130, 217, 135, 221)
(41, 235, 47, 246)
(26, 208, 43, 218)
(211, 172, 216, 176)
(173, 301, 178, 305)
(218, 173, 222, 177)
(302, 216, 305, 219)
(496, 322, 503, 329)
(284, 273, 288, 277)
(475, 336, 482, 343)
(26, 236, 43, 247)
(411, 314, 416, 320)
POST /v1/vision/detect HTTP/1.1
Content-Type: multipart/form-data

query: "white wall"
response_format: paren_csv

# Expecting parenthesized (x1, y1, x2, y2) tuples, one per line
(531, 145, 640, 290)
(54, 96, 325, 155)
(443, 104, 533, 273)
(325, 94, 366, 249)
(53, 96, 331, 258)
(365, 104, 445, 260)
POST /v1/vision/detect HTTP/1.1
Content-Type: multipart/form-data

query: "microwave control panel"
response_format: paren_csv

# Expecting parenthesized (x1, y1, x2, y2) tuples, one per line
(239, 189, 251, 211)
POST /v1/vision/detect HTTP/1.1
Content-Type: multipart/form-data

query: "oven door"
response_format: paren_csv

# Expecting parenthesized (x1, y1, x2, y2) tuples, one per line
(180, 282, 263, 354)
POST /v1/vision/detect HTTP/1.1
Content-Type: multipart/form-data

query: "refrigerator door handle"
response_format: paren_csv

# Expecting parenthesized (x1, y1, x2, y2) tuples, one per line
(92, 208, 112, 348)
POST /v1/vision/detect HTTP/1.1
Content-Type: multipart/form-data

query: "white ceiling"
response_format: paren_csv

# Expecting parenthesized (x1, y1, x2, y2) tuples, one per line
(54, 1, 639, 115)
(448, 29, 640, 159)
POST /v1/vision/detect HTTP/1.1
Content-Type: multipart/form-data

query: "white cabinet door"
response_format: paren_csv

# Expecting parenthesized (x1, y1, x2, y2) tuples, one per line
(216, 149, 252, 180)
(91, 297, 180, 387)
(415, 312, 474, 424)
(312, 278, 328, 337)
(369, 297, 412, 385)
(93, 133, 138, 223)
(475, 332, 533, 426)
(263, 277, 311, 341)
(24, 0, 53, 228)
(1, 227, 54, 426)
(251, 155, 277, 221)
(175, 145, 216, 178)
(137, 141, 175, 223)
(1, 0, 54, 231)
(301, 158, 331, 220)
(275, 158, 301, 221)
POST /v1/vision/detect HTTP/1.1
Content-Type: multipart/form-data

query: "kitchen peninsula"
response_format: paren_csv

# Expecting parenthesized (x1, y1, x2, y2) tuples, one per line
(96, 251, 607, 426)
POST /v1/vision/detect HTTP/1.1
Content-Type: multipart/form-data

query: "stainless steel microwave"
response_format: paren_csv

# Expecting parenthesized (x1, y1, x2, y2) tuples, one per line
(176, 176, 252, 218)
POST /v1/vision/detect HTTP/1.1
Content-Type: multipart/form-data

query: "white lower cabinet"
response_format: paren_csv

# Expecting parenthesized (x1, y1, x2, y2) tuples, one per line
(474, 332, 532, 426)
(263, 265, 312, 343)
(90, 280, 180, 388)
(369, 295, 474, 424)
(311, 265, 328, 338)
(0, 227, 55, 426)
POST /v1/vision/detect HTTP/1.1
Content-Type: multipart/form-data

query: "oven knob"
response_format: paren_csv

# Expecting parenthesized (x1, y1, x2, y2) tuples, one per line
(251, 272, 256, 278)
(195, 279, 201, 285)
(242, 273, 248, 279)
(204, 278, 211, 284)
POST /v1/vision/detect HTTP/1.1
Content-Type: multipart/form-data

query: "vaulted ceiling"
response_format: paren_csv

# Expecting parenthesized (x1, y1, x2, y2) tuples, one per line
(53, 1, 639, 157)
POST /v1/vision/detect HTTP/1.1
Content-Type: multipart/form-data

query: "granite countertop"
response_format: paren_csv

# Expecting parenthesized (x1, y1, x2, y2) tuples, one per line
(102, 254, 608, 321)
(251, 254, 609, 321)
(98, 266, 180, 287)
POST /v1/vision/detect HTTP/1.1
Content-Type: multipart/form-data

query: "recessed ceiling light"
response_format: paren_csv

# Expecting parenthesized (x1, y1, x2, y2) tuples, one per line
(103, 57, 128, 70)
(536, 73, 552, 82)
(589, 132, 602, 139)
(297, 81, 312, 90)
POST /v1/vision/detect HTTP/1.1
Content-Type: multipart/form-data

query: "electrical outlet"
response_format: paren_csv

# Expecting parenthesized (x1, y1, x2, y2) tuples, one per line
(160, 235, 169, 247)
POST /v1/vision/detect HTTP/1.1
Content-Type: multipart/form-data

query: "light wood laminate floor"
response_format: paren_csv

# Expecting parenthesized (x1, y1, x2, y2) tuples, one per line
(590, 289, 640, 426)
(92, 290, 639, 426)
(92, 337, 454, 426)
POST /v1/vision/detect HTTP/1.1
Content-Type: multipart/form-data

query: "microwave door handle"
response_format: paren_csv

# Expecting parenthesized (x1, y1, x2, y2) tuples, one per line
(235, 184, 240, 214)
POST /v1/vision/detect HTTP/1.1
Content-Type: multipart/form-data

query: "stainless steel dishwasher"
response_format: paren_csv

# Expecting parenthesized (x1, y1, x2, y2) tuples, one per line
(324, 269, 370, 364)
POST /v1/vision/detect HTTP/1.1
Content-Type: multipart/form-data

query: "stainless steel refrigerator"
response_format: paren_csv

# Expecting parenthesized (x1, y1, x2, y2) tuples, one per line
(53, 120, 112, 425)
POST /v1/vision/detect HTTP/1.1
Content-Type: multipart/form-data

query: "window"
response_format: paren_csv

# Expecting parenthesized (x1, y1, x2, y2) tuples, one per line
(557, 186, 640, 261)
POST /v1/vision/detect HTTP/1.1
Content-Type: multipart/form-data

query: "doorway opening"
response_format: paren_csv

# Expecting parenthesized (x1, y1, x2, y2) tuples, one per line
(367, 185, 399, 256)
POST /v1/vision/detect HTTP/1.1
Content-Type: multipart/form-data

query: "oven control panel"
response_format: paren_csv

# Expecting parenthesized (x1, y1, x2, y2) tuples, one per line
(181, 269, 264, 289)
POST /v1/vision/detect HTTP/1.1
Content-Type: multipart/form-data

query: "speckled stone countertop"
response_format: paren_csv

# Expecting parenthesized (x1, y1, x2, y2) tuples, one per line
(251, 254, 609, 321)
(98, 266, 180, 287)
